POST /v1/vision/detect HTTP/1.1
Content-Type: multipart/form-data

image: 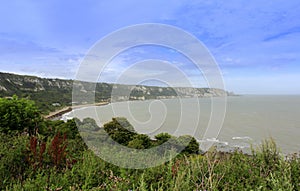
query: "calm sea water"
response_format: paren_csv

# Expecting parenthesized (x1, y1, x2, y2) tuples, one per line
(64, 95, 300, 154)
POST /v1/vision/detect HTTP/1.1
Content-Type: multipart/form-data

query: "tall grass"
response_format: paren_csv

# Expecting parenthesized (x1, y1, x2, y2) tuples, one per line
(2, 138, 300, 190)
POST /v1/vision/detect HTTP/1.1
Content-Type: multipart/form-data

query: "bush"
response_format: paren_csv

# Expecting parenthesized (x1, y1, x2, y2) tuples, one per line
(128, 134, 152, 149)
(0, 95, 41, 135)
(103, 117, 137, 146)
(0, 134, 29, 189)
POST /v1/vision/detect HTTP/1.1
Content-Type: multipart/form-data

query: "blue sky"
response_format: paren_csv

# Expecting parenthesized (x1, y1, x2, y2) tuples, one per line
(0, 0, 300, 94)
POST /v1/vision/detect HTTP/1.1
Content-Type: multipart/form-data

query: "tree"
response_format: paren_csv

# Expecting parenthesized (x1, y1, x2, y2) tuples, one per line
(154, 133, 179, 153)
(154, 133, 171, 145)
(128, 134, 152, 149)
(154, 133, 199, 155)
(0, 95, 41, 135)
(103, 117, 137, 145)
(78, 118, 100, 132)
(177, 135, 199, 154)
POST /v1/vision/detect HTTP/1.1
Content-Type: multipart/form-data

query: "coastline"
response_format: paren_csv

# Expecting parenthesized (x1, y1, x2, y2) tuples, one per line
(44, 95, 230, 120)
(44, 101, 109, 120)
(44, 95, 300, 154)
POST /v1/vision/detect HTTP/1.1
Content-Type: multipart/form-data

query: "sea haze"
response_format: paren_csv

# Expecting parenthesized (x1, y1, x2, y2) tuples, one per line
(64, 95, 300, 154)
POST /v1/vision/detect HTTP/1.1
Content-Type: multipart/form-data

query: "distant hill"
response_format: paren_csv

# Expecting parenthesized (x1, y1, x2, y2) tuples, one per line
(0, 72, 232, 113)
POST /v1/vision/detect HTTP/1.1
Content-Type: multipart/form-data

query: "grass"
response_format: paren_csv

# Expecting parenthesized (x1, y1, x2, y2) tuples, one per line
(2, 136, 299, 191)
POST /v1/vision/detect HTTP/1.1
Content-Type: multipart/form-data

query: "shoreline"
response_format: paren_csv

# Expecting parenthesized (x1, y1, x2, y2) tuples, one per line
(44, 101, 109, 120)
(44, 95, 230, 120)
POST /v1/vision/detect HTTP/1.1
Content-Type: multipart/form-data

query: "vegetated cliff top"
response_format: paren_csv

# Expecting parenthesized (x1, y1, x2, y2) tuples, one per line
(0, 72, 234, 112)
(0, 72, 232, 97)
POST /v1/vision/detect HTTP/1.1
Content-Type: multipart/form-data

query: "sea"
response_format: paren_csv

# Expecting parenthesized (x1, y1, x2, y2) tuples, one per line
(63, 95, 300, 154)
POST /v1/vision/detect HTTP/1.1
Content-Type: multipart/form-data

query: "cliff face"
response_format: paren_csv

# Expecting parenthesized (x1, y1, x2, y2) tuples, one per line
(0, 72, 73, 94)
(0, 72, 231, 108)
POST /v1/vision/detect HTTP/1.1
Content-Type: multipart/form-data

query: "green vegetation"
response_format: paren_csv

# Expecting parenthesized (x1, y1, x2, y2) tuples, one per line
(0, 72, 74, 113)
(0, 95, 41, 135)
(0, 96, 299, 190)
(0, 72, 230, 114)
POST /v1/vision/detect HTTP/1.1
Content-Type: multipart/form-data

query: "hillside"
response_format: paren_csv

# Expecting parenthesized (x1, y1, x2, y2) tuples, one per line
(0, 72, 232, 113)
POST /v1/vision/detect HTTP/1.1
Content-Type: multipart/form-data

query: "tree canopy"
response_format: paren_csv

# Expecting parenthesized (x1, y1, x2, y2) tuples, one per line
(103, 117, 137, 146)
(0, 95, 41, 135)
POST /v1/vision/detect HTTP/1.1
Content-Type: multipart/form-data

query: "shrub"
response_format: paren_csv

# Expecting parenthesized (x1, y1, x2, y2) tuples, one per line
(0, 134, 29, 189)
(103, 117, 137, 145)
(0, 95, 41, 135)
(128, 134, 152, 149)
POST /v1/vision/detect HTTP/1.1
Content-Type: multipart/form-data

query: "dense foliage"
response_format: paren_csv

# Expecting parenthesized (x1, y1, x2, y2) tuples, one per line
(101, 117, 199, 153)
(0, 97, 299, 190)
(0, 95, 41, 135)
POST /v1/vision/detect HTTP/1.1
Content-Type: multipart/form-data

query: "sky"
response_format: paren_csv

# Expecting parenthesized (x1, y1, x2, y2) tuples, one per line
(0, 0, 300, 94)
